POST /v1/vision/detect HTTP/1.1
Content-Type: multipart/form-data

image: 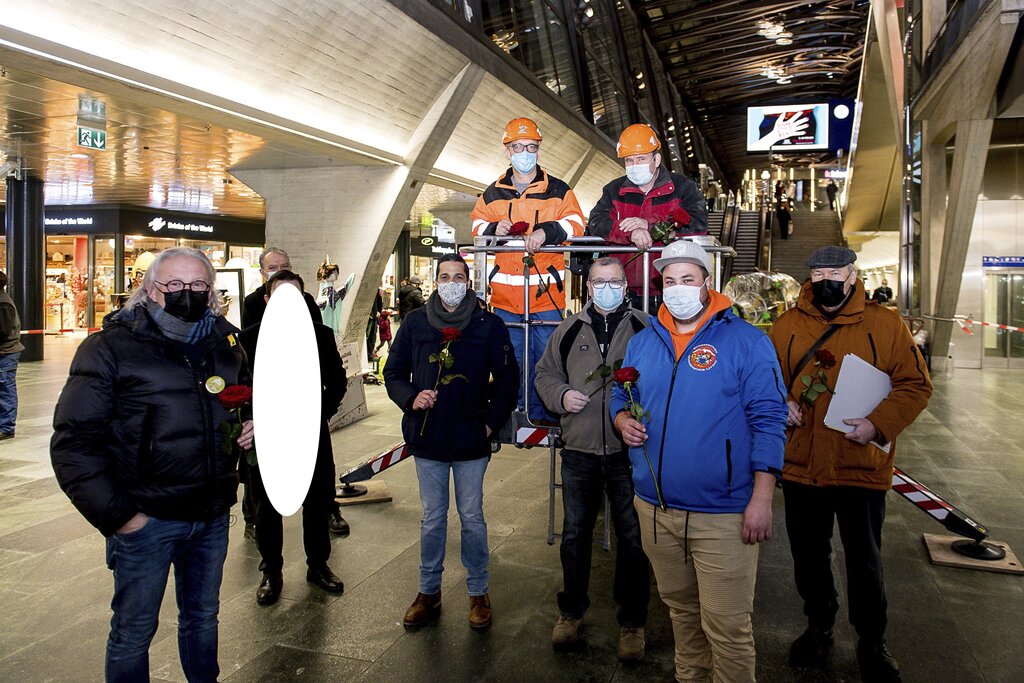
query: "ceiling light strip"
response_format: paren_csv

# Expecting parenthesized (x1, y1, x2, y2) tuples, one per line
(0, 36, 404, 167)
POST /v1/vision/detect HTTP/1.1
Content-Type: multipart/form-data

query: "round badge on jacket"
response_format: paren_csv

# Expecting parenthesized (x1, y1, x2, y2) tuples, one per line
(205, 375, 226, 394)
(688, 344, 718, 371)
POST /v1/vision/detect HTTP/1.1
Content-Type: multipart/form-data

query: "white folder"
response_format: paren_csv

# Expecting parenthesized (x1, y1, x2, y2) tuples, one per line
(822, 354, 892, 453)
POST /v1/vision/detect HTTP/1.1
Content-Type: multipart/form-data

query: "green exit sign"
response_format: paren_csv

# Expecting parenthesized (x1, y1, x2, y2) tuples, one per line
(77, 126, 106, 150)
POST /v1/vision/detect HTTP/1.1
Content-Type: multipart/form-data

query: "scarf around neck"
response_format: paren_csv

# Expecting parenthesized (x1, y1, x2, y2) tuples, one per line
(425, 290, 478, 332)
(142, 298, 217, 344)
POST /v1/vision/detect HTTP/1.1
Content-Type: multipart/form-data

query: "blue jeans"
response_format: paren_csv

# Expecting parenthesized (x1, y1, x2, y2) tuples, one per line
(0, 351, 19, 434)
(494, 307, 560, 421)
(414, 456, 490, 596)
(104, 514, 229, 683)
(559, 449, 650, 626)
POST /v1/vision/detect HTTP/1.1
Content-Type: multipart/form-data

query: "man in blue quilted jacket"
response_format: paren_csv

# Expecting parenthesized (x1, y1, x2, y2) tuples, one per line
(610, 240, 788, 683)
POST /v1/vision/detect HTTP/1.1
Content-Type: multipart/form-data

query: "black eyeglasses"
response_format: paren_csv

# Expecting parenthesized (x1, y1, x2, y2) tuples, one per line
(156, 279, 211, 293)
(508, 143, 539, 153)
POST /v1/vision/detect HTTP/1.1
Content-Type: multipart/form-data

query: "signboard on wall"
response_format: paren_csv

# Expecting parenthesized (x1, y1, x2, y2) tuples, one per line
(982, 256, 1024, 267)
(410, 235, 456, 257)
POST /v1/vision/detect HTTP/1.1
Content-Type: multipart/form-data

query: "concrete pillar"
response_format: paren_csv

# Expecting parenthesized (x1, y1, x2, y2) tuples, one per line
(920, 121, 949, 316)
(5, 177, 44, 362)
(872, 0, 905, 136)
(929, 118, 993, 368)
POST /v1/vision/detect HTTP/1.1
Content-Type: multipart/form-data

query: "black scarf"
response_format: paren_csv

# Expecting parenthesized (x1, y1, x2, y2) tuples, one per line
(425, 290, 478, 332)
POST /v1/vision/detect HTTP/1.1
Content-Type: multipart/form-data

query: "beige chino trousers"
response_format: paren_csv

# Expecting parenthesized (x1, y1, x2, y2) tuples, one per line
(635, 497, 759, 683)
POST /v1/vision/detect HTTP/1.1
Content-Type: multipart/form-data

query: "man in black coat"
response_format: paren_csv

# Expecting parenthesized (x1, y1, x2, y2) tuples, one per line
(384, 254, 518, 631)
(51, 247, 252, 683)
(241, 247, 323, 328)
(397, 275, 425, 321)
(239, 270, 347, 605)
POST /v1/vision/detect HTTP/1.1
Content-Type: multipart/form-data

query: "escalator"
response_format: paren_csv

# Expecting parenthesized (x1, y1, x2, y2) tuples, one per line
(721, 207, 766, 282)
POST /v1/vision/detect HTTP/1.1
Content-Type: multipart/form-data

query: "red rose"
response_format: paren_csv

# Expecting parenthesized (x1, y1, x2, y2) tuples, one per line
(440, 327, 462, 343)
(508, 221, 530, 236)
(218, 384, 253, 409)
(814, 349, 837, 369)
(672, 208, 692, 227)
(612, 367, 640, 385)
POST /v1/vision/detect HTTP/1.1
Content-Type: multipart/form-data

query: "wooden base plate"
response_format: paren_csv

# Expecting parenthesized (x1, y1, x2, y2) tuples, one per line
(923, 534, 1023, 574)
(335, 479, 392, 506)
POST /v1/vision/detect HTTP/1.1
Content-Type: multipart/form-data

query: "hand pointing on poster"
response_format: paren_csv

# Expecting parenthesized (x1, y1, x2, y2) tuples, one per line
(749, 111, 810, 150)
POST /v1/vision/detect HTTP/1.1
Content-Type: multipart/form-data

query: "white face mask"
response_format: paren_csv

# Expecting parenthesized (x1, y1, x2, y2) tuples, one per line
(437, 281, 468, 307)
(625, 161, 655, 186)
(662, 281, 707, 321)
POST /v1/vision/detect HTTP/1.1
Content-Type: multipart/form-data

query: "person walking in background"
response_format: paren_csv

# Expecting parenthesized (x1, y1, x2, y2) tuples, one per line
(470, 117, 585, 423)
(51, 247, 252, 682)
(611, 240, 787, 683)
(535, 257, 651, 660)
(0, 269, 24, 442)
(768, 247, 932, 682)
(777, 200, 793, 240)
(375, 309, 393, 354)
(239, 270, 347, 605)
(397, 276, 425, 322)
(384, 254, 519, 631)
(826, 180, 839, 211)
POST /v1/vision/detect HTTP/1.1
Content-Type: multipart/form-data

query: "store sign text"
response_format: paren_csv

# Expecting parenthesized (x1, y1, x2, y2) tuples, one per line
(982, 256, 1024, 268)
(45, 217, 94, 226)
(149, 217, 214, 234)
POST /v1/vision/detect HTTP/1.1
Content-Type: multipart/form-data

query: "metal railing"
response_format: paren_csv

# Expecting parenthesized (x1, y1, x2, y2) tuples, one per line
(916, 0, 991, 101)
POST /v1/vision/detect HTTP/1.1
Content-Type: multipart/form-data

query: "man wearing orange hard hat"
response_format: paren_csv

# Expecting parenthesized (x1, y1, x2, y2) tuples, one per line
(588, 123, 708, 312)
(471, 117, 585, 423)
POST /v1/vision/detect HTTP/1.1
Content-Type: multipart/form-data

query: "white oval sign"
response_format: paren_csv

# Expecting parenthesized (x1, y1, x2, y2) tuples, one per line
(252, 282, 321, 516)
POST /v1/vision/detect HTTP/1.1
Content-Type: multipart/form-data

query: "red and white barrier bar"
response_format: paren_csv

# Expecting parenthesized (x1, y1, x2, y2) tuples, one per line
(516, 427, 551, 447)
(338, 442, 411, 484)
(891, 466, 989, 542)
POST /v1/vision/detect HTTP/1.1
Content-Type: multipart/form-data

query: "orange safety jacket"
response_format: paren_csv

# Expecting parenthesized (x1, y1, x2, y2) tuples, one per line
(471, 166, 585, 314)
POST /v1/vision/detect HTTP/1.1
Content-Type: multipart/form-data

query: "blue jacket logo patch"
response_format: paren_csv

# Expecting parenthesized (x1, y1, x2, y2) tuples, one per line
(688, 344, 718, 371)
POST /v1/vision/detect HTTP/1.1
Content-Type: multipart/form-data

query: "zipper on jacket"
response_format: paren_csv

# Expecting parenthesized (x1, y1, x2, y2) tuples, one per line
(183, 352, 217, 514)
(868, 333, 878, 365)
(137, 406, 156, 481)
(725, 438, 733, 496)
(911, 345, 928, 385)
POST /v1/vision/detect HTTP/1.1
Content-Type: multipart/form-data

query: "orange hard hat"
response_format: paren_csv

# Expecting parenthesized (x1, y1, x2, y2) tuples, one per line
(502, 117, 543, 144)
(616, 123, 661, 158)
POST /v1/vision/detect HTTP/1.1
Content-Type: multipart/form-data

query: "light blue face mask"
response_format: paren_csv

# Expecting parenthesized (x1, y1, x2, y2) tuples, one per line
(511, 151, 538, 174)
(592, 283, 626, 311)
(625, 162, 654, 186)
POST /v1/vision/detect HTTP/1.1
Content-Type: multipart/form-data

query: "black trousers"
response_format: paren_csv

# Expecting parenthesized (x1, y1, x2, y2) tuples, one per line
(249, 444, 337, 573)
(782, 480, 888, 642)
(558, 448, 650, 627)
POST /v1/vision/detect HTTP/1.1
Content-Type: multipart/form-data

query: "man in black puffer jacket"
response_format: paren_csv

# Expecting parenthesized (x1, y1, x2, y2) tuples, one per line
(384, 254, 518, 632)
(51, 247, 251, 683)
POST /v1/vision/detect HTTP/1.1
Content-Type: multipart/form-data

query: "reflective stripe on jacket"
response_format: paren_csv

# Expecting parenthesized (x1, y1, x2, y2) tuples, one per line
(471, 166, 584, 313)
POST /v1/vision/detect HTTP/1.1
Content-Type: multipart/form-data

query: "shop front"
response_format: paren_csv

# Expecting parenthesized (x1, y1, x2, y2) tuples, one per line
(1, 205, 264, 331)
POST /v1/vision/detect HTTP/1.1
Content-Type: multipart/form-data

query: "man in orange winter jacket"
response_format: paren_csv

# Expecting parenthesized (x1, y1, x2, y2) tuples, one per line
(471, 117, 585, 422)
(768, 246, 932, 682)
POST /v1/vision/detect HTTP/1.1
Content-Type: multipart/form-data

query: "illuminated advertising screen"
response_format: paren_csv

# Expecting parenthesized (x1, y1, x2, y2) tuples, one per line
(746, 103, 829, 151)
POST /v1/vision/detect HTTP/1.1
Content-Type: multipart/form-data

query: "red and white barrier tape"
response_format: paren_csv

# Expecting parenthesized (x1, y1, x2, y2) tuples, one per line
(959, 318, 1024, 336)
(891, 467, 952, 522)
(338, 442, 412, 484)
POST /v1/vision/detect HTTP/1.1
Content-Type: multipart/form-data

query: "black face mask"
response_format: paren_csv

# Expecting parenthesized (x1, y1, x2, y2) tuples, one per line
(162, 290, 209, 322)
(811, 279, 848, 308)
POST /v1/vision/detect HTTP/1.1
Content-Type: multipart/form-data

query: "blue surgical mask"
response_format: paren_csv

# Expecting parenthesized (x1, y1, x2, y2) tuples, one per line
(592, 283, 625, 312)
(510, 151, 537, 174)
(626, 163, 654, 186)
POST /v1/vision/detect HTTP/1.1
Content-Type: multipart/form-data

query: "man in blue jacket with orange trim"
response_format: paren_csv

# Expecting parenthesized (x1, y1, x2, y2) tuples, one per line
(610, 240, 787, 683)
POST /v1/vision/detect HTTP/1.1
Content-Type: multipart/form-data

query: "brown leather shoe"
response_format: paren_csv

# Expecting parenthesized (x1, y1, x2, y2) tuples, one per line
(469, 593, 492, 630)
(403, 592, 441, 628)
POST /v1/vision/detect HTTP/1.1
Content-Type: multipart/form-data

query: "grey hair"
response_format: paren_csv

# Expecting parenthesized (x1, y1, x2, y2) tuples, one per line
(125, 247, 223, 315)
(259, 247, 289, 269)
(591, 256, 626, 278)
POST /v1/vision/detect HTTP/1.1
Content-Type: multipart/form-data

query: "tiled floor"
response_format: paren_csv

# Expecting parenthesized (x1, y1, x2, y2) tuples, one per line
(1, 333, 1022, 682)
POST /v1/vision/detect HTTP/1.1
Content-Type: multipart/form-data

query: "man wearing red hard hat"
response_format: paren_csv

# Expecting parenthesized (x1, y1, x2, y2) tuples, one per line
(588, 123, 708, 312)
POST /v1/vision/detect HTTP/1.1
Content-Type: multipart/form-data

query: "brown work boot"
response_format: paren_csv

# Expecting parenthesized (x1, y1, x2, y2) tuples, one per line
(551, 615, 582, 649)
(617, 626, 645, 660)
(403, 592, 441, 628)
(469, 593, 492, 630)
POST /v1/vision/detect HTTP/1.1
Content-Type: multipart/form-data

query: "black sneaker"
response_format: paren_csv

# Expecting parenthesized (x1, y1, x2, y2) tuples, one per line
(0, 432, 14, 442)
(789, 626, 833, 668)
(857, 640, 901, 682)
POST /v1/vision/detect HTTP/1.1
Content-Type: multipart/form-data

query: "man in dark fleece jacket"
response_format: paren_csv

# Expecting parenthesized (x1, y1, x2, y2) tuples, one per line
(384, 254, 518, 632)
